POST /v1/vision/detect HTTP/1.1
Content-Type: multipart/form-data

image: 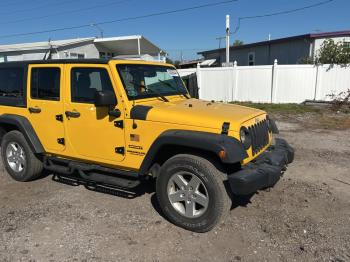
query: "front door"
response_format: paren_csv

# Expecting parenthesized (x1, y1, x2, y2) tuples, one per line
(27, 65, 65, 152)
(64, 64, 125, 163)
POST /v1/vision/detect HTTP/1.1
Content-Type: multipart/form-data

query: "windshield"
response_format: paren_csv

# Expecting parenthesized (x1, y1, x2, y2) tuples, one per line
(116, 64, 188, 100)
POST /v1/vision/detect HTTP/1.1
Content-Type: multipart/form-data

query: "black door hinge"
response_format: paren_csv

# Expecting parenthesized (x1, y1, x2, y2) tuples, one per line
(221, 122, 230, 135)
(57, 138, 65, 145)
(56, 114, 64, 122)
(115, 147, 125, 155)
(114, 120, 124, 129)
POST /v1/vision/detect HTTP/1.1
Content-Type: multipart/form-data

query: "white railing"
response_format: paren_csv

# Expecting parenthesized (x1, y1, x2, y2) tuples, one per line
(178, 61, 350, 103)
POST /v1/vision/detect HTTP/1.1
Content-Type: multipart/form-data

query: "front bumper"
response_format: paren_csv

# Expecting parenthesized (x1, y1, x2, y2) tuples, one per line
(228, 138, 294, 196)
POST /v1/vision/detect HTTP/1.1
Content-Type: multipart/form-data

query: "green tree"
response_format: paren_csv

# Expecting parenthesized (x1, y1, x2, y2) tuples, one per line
(232, 39, 244, 46)
(166, 57, 174, 64)
(316, 39, 350, 64)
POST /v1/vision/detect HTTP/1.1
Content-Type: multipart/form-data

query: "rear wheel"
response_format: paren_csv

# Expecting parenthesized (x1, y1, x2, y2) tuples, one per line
(156, 154, 231, 232)
(1, 130, 43, 182)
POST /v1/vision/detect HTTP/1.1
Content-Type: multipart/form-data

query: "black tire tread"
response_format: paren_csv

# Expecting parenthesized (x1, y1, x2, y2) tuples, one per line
(1, 130, 43, 182)
(157, 154, 231, 233)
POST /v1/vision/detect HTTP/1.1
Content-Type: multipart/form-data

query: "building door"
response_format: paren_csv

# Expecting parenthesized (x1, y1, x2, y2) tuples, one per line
(27, 65, 65, 152)
(64, 64, 125, 163)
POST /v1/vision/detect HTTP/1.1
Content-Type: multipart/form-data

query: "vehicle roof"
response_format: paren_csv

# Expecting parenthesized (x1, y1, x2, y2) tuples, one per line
(0, 59, 109, 66)
(0, 59, 174, 67)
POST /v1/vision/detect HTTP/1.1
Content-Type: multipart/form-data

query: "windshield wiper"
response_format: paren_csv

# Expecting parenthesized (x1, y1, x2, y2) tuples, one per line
(158, 79, 190, 99)
(128, 81, 169, 102)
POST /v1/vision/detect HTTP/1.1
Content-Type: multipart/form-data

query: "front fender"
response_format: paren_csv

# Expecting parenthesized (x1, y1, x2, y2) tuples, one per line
(139, 130, 248, 174)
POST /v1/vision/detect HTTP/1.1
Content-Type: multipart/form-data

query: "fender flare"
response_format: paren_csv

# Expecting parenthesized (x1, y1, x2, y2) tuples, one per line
(0, 114, 45, 153)
(139, 130, 248, 174)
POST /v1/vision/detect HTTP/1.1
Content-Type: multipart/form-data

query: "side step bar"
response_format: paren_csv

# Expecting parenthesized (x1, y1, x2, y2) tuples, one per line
(44, 156, 140, 189)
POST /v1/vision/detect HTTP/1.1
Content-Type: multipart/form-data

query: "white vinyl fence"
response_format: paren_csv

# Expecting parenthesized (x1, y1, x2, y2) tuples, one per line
(178, 61, 350, 103)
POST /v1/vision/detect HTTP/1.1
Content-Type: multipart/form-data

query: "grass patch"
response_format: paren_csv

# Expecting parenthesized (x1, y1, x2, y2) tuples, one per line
(231, 102, 322, 114)
(310, 114, 350, 130)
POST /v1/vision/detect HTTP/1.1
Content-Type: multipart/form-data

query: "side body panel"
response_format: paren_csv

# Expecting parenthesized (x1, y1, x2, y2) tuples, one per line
(27, 64, 66, 152)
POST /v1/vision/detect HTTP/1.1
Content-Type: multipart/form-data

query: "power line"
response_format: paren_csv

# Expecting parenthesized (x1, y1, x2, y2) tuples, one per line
(0, 0, 46, 9)
(232, 0, 337, 34)
(0, 0, 130, 25)
(0, 0, 77, 16)
(0, 0, 239, 39)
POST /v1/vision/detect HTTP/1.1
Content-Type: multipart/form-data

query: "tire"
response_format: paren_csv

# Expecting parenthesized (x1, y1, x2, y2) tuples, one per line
(1, 130, 43, 182)
(156, 154, 231, 233)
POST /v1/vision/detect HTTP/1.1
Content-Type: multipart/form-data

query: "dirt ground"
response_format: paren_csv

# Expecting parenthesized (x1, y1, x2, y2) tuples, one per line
(0, 112, 349, 262)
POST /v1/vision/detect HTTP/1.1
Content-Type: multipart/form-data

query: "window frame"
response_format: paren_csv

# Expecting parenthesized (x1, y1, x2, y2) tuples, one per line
(70, 66, 116, 105)
(0, 64, 27, 107)
(30, 67, 61, 101)
(116, 64, 187, 101)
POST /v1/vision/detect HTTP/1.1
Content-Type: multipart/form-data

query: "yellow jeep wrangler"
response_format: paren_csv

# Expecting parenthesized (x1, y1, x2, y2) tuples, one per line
(0, 59, 294, 232)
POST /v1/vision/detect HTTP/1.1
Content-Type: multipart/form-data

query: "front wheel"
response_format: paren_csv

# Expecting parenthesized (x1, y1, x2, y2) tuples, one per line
(156, 154, 231, 232)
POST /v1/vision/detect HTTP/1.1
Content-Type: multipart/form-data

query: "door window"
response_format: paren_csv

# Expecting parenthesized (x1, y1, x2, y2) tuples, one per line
(71, 68, 114, 103)
(31, 68, 60, 100)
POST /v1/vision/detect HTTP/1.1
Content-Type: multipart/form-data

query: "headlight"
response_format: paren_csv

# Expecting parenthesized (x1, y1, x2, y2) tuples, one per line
(240, 127, 251, 150)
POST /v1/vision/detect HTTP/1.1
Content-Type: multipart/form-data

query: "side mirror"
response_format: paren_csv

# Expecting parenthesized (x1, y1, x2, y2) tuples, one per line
(94, 90, 117, 107)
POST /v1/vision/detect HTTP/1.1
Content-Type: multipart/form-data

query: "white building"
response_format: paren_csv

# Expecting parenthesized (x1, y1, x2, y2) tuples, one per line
(0, 35, 166, 62)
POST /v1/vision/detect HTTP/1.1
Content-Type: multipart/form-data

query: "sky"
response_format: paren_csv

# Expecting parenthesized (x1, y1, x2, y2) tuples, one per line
(0, 0, 348, 61)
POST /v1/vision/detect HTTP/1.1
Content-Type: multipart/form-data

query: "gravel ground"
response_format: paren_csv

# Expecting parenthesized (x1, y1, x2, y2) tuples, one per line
(0, 114, 349, 262)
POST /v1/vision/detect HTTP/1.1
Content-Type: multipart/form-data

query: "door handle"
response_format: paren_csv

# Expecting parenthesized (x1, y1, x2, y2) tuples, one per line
(28, 107, 41, 113)
(65, 111, 80, 118)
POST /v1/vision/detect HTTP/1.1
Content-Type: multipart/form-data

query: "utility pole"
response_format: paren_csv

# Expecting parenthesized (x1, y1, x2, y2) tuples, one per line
(91, 23, 104, 38)
(226, 15, 230, 65)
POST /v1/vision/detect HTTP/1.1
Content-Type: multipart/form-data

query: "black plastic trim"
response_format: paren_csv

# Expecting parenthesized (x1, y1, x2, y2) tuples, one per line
(130, 105, 153, 120)
(267, 115, 279, 134)
(139, 130, 248, 175)
(0, 59, 109, 66)
(0, 114, 45, 153)
(228, 138, 294, 195)
(44, 156, 139, 178)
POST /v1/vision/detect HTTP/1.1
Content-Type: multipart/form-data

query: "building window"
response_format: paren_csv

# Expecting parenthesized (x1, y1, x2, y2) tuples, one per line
(71, 67, 114, 104)
(99, 52, 114, 59)
(69, 52, 85, 59)
(0, 55, 7, 63)
(343, 42, 350, 49)
(248, 52, 255, 66)
(31, 68, 60, 100)
(0, 68, 24, 98)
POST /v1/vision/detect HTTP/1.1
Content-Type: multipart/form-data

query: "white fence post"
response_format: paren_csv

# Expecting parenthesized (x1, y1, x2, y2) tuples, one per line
(196, 63, 202, 99)
(232, 61, 238, 101)
(313, 64, 322, 100)
(271, 59, 278, 103)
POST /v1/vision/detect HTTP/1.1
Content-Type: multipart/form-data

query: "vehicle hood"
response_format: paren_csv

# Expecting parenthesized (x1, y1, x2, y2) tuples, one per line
(138, 98, 266, 131)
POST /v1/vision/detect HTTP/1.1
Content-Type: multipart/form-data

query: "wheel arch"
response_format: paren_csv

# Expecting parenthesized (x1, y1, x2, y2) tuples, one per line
(139, 130, 247, 176)
(0, 114, 45, 154)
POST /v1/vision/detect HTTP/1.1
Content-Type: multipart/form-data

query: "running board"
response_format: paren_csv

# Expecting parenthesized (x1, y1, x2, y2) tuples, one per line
(52, 175, 138, 198)
(44, 156, 140, 189)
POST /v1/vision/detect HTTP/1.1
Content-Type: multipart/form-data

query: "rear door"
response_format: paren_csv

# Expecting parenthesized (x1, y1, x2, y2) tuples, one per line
(27, 64, 65, 152)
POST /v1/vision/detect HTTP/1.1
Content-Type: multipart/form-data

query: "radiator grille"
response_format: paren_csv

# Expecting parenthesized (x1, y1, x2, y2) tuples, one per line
(248, 119, 270, 155)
